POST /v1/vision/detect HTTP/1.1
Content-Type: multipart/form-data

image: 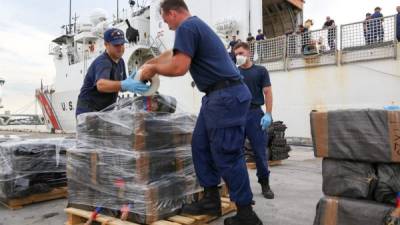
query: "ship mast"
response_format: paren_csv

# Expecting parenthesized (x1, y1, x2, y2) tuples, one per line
(68, 0, 72, 34)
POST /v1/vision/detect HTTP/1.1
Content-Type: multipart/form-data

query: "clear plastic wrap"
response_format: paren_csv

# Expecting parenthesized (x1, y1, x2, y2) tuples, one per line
(0, 138, 74, 200)
(69, 95, 201, 224)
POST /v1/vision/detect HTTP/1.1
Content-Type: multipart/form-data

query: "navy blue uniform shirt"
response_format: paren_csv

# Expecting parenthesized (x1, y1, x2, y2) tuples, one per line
(76, 52, 127, 115)
(397, 13, 400, 39)
(173, 16, 241, 92)
(239, 64, 271, 106)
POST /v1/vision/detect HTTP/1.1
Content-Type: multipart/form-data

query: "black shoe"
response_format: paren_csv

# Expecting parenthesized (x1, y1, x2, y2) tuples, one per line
(181, 186, 222, 217)
(224, 205, 263, 225)
(260, 177, 274, 199)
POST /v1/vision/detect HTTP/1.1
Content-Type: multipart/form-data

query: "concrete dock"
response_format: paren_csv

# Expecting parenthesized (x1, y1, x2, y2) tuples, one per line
(0, 145, 321, 225)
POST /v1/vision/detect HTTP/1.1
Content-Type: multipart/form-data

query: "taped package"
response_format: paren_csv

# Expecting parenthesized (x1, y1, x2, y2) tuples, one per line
(69, 96, 201, 224)
(322, 158, 377, 199)
(0, 138, 74, 201)
(310, 109, 400, 163)
(375, 164, 400, 206)
(313, 196, 395, 225)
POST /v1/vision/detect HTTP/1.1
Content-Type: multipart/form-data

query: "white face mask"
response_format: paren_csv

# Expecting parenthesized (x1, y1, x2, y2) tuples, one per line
(236, 55, 247, 66)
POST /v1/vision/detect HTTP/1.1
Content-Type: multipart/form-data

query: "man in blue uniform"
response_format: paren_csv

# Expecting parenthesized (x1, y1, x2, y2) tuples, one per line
(140, 0, 263, 224)
(76, 28, 149, 116)
(234, 42, 274, 199)
(371, 7, 384, 43)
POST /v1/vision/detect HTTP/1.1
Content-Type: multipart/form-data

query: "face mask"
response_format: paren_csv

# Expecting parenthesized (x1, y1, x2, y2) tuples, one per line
(236, 55, 247, 66)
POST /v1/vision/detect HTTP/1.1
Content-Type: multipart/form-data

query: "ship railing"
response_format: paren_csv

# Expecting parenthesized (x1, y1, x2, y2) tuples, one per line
(286, 27, 338, 70)
(340, 15, 397, 64)
(249, 35, 287, 72)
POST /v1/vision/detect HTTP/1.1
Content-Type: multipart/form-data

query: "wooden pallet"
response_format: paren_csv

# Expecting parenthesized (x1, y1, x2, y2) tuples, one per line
(65, 197, 236, 225)
(246, 160, 282, 169)
(1, 186, 67, 210)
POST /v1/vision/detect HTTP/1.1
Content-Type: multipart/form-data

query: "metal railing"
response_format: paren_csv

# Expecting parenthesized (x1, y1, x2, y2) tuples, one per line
(249, 36, 286, 71)
(341, 15, 397, 63)
(286, 27, 338, 70)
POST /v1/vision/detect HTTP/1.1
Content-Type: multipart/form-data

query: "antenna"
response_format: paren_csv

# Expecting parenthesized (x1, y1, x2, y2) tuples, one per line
(117, 0, 119, 23)
(68, 0, 72, 34)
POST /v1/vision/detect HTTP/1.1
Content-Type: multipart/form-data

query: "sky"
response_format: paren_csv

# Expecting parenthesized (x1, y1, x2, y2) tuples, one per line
(0, 0, 398, 114)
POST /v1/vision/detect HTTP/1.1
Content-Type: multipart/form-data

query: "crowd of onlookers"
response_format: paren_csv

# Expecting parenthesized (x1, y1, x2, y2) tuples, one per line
(225, 6, 400, 61)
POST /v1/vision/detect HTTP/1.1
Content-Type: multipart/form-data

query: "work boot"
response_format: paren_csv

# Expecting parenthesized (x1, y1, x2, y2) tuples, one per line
(181, 186, 222, 216)
(260, 177, 274, 199)
(224, 205, 263, 225)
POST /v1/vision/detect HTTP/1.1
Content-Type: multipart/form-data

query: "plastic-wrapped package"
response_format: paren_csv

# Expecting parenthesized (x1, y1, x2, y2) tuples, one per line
(69, 96, 201, 224)
(322, 159, 377, 199)
(375, 164, 400, 205)
(310, 109, 400, 163)
(313, 196, 394, 225)
(0, 138, 74, 200)
(244, 121, 291, 162)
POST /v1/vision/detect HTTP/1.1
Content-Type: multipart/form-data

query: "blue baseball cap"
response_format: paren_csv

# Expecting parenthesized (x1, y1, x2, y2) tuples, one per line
(104, 28, 127, 45)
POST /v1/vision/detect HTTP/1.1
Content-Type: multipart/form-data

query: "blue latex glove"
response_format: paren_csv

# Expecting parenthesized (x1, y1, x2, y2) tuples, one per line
(260, 113, 272, 130)
(121, 77, 149, 94)
(384, 105, 400, 111)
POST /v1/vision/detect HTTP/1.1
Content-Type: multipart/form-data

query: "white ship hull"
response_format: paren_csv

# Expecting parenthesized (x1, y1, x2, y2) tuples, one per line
(38, 0, 400, 138)
(48, 46, 400, 137)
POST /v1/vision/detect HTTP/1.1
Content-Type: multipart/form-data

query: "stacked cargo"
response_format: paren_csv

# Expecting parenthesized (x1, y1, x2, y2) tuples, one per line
(0, 138, 74, 203)
(311, 109, 400, 225)
(67, 96, 201, 224)
(245, 121, 291, 163)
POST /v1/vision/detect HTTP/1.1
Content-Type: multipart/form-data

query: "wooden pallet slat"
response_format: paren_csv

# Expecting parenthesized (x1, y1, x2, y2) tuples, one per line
(65, 197, 236, 225)
(1, 186, 67, 210)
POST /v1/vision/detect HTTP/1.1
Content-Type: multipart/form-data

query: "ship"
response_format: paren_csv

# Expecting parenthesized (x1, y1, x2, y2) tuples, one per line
(36, 0, 400, 139)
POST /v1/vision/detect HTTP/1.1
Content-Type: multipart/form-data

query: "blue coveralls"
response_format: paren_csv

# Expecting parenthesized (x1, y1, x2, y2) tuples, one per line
(239, 65, 271, 181)
(173, 16, 253, 206)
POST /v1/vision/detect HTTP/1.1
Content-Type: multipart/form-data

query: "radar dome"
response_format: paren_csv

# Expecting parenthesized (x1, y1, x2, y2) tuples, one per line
(90, 8, 108, 25)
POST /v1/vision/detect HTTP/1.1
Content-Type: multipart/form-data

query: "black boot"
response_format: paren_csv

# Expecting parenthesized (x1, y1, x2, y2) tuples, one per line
(260, 177, 274, 199)
(181, 186, 222, 216)
(224, 205, 263, 225)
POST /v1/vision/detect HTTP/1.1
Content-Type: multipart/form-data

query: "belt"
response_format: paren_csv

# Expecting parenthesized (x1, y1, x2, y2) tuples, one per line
(250, 104, 261, 109)
(205, 79, 242, 95)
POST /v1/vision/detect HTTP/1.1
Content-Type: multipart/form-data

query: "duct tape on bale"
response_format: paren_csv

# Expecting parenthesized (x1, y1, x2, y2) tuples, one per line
(310, 110, 400, 163)
(135, 69, 160, 96)
(313, 196, 395, 225)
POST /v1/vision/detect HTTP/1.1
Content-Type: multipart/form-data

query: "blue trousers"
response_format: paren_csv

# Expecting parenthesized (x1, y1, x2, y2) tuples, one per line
(245, 107, 270, 181)
(191, 84, 253, 206)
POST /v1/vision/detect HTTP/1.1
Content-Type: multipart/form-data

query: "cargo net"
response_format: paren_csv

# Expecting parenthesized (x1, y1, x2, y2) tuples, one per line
(341, 15, 397, 63)
(69, 95, 201, 224)
(0, 138, 74, 201)
(245, 121, 291, 163)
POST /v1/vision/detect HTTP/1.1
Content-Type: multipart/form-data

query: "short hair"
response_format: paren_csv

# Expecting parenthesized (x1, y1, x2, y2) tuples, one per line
(375, 6, 381, 10)
(160, 0, 189, 13)
(233, 42, 250, 51)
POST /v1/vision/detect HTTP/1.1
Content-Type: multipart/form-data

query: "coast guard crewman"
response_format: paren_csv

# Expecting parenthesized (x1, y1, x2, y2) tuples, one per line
(76, 28, 149, 116)
(139, 0, 263, 224)
(234, 42, 274, 199)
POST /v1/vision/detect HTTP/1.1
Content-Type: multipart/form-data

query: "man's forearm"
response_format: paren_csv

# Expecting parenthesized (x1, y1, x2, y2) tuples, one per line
(154, 62, 186, 77)
(145, 50, 173, 65)
(96, 79, 121, 93)
(264, 88, 273, 114)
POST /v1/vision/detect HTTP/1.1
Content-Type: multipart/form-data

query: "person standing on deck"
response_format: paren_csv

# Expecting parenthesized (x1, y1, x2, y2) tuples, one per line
(234, 42, 275, 200)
